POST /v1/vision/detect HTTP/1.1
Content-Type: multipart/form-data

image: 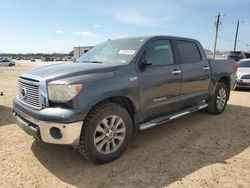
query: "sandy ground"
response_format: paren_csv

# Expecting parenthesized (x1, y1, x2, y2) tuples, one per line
(0, 61, 250, 188)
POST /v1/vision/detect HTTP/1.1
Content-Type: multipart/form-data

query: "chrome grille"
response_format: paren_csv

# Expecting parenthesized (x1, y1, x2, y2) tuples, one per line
(17, 78, 41, 109)
(241, 75, 250, 79)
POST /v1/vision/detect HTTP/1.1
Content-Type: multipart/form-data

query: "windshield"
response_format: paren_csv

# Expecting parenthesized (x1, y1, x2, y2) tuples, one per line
(239, 60, 250, 67)
(76, 38, 146, 65)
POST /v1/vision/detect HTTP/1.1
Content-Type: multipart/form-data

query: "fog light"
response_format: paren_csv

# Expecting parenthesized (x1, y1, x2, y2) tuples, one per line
(50, 127, 62, 139)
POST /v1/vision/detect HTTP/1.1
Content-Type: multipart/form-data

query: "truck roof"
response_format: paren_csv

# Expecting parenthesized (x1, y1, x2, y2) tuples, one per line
(111, 35, 198, 42)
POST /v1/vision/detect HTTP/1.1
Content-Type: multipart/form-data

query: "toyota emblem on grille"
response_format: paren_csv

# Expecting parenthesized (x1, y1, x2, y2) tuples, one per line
(21, 87, 27, 99)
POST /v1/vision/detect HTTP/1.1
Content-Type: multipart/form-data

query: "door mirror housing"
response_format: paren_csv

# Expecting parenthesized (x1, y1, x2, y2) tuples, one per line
(139, 52, 152, 71)
(140, 58, 152, 70)
(139, 59, 152, 71)
(141, 59, 152, 66)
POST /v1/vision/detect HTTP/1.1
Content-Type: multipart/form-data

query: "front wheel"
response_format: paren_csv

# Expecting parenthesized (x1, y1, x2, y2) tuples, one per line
(206, 82, 229, 114)
(78, 102, 132, 164)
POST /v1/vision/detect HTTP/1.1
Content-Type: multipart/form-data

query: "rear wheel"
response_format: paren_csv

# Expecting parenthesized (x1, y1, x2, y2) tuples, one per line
(78, 102, 132, 164)
(206, 82, 229, 114)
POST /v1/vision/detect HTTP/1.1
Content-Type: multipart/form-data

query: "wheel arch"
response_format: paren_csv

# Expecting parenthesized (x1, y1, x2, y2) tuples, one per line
(218, 76, 230, 100)
(210, 75, 231, 100)
(85, 95, 139, 135)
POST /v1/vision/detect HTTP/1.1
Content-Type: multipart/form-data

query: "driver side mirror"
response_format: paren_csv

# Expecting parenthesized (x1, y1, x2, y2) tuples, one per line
(141, 59, 152, 66)
(139, 51, 152, 71)
(139, 53, 152, 71)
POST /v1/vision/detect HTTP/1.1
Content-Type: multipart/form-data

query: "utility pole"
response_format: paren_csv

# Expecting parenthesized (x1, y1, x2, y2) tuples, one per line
(213, 12, 221, 59)
(233, 19, 240, 51)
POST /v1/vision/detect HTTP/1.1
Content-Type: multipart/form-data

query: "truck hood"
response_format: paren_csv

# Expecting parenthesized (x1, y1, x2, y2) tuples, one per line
(22, 62, 119, 82)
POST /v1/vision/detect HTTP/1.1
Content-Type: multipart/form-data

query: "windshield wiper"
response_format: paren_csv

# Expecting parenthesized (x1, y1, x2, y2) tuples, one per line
(90, 61, 103, 64)
(77, 60, 103, 64)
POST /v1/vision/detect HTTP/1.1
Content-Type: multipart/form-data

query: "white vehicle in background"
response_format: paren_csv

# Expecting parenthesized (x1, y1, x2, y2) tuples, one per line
(0, 58, 16, 66)
(236, 59, 250, 89)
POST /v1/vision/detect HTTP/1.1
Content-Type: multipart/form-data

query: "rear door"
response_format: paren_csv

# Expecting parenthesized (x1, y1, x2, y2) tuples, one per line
(137, 39, 182, 121)
(175, 40, 211, 105)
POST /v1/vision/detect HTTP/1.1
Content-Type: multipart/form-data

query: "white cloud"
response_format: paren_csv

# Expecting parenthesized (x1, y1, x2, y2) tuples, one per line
(113, 12, 174, 27)
(114, 13, 154, 27)
(96, 0, 178, 27)
(93, 25, 101, 28)
(73, 31, 97, 37)
(54, 30, 65, 34)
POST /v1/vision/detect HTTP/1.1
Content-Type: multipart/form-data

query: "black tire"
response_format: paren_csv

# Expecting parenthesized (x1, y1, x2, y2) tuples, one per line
(206, 82, 229, 114)
(78, 102, 133, 164)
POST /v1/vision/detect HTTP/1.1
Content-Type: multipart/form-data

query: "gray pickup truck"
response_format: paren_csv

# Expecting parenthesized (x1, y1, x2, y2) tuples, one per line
(13, 36, 237, 163)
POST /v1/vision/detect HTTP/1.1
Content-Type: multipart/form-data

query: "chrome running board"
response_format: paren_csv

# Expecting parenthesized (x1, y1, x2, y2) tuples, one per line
(139, 103, 208, 131)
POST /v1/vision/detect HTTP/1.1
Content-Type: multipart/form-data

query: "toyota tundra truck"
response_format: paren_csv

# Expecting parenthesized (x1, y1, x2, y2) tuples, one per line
(13, 36, 237, 163)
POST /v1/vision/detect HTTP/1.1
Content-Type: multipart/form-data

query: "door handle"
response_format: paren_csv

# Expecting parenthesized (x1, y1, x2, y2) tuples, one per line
(203, 66, 210, 71)
(172, 69, 181, 75)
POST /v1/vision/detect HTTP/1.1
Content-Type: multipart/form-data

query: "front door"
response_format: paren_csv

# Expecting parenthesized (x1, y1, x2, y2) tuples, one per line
(137, 39, 182, 121)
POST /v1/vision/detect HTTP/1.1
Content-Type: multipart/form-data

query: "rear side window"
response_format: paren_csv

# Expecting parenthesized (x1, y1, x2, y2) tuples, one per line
(176, 40, 201, 64)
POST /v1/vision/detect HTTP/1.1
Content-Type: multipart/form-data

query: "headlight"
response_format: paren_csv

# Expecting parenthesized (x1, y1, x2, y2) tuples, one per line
(48, 84, 83, 102)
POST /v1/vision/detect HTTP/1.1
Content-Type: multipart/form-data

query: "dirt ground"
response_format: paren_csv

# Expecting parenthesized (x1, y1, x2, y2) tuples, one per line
(0, 61, 250, 188)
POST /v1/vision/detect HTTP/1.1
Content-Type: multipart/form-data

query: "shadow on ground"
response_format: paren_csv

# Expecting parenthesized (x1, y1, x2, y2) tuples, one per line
(234, 87, 250, 92)
(0, 105, 15, 126)
(31, 104, 250, 187)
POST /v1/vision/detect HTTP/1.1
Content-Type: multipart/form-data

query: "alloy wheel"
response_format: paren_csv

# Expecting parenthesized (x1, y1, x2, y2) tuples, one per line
(216, 88, 227, 110)
(94, 115, 126, 154)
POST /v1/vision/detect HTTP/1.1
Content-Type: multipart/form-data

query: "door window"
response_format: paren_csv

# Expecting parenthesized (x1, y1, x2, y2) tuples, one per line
(144, 40, 174, 66)
(176, 40, 201, 64)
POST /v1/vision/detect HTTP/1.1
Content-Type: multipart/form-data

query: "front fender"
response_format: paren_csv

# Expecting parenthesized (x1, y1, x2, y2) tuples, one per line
(72, 64, 140, 122)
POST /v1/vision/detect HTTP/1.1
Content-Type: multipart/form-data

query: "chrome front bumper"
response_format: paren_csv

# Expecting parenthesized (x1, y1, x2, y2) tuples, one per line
(13, 107, 83, 146)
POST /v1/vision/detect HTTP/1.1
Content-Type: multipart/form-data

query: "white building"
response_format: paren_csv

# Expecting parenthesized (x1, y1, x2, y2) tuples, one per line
(73, 46, 93, 59)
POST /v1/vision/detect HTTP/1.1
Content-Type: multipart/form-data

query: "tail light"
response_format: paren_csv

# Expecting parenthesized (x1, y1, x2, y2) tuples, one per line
(234, 63, 238, 72)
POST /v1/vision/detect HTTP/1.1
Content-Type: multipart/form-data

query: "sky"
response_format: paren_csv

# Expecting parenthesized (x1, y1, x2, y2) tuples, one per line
(0, 0, 250, 53)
